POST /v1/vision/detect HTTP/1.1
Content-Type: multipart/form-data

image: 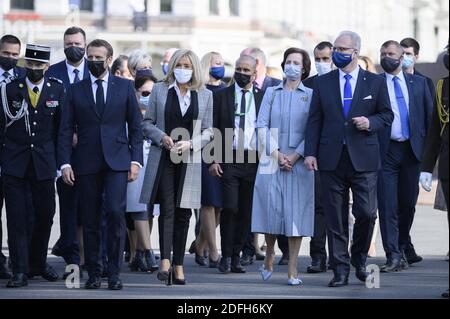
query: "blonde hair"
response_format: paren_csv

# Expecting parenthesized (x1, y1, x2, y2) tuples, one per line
(200, 51, 223, 84)
(128, 49, 153, 77)
(164, 49, 204, 91)
(358, 55, 376, 73)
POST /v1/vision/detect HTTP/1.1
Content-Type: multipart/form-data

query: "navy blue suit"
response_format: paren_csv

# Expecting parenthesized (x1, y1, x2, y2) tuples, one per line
(305, 68, 393, 277)
(260, 76, 282, 92)
(58, 73, 143, 279)
(377, 72, 432, 261)
(46, 59, 90, 265)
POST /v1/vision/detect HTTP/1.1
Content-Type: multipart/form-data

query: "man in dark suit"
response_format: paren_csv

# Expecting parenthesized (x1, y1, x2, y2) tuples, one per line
(210, 55, 263, 274)
(1, 44, 64, 288)
(46, 26, 90, 278)
(305, 31, 393, 287)
(0, 34, 26, 280)
(58, 39, 143, 290)
(377, 40, 433, 273)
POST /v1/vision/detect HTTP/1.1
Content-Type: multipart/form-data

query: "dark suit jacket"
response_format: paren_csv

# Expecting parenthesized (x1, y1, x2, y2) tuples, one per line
(421, 77, 449, 180)
(302, 75, 318, 90)
(58, 74, 143, 175)
(0, 77, 64, 180)
(415, 70, 436, 101)
(378, 72, 433, 162)
(212, 85, 264, 163)
(304, 68, 394, 172)
(0, 66, 26, 84)
(46, 59, 90, 91)
(261, 76, 282, 92)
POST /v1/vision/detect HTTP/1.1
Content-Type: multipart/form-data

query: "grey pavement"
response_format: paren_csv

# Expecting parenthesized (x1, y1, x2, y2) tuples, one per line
(0, 204, 448, 299)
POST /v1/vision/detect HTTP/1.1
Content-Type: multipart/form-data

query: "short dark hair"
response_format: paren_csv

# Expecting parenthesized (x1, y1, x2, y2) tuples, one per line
(314, 41, 333, 52)
(111, 55, 128, 74)
(400, 37, 420, 55)
(0, 34, 21, 50)
(281, 47, 311, 81)
(87, 39, 114, 58)
(135, 74, 158, 91)
(64, 26, 86, 41)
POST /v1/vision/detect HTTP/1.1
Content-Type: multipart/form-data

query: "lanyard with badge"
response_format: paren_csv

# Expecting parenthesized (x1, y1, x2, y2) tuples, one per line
(234, 90, 254, 116)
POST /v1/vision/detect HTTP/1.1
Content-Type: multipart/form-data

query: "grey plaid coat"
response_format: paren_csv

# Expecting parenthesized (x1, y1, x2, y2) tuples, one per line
(139, 82, 213, 209)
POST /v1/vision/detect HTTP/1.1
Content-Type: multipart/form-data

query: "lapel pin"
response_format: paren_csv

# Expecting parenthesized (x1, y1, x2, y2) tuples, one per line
(19, 83, 24, 88)
(47, 83, 51, 87)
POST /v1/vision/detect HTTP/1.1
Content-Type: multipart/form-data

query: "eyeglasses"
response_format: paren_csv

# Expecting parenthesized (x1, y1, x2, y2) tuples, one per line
(333, 46, 357, 53)
(141, 91, 151, 97)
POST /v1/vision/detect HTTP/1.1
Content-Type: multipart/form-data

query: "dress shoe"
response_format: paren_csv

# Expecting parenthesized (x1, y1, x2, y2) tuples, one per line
(188, 240, 196, 254)
(404, 249, 423, 265)
(278, 254, 289, 266)
(255, 252, 265, 261)
(231, 258, 246, 274)
(173, 272, 186, 285)
(328, 274, 349, 287)
(287, 278, 303, 286)
(157, 269, 171, 282)
(29, 264, 59, 282)
(354, 267, 368, 282)
(134, 250, 149, 272)
(84, 277, 101, 289)
(195, 254, 208, 267)
(380, 259, 402, 273)
(6, 273, 28, 288)
(218, 257, 231, 274)
(307, 259, 327, 274)
(51, 245, 63, 257)
(208, 257, 219, 269)
(108, 278, 123, 290)
(144, 250, 159, 272)
(240, 254, 254, 266)
(260, 266, 272, 281)
(0, 262, 11, 279)
(442, 289, 449, 298)
(400, 257, 409, 270)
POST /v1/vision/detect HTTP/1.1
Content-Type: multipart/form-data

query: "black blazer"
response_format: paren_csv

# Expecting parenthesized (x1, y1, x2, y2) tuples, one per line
(261, 76, 282, 92)
(46, 59, 90, 91)
(305, 68, 394, 172)
(212, 85, 264, 163)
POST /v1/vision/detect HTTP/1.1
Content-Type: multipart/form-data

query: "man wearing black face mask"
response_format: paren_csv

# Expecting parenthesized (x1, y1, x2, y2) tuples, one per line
(210, 55, 264, 274)
(0, 44, 64, 288)
(46, 26, 89, 280)
(377, 40, 433, 273)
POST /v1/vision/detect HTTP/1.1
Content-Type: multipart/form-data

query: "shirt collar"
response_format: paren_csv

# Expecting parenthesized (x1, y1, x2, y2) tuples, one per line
(25, 76, 44, 93)
(0, 66, 14, 75)
(90, 71, 109, 85)
(273, 80, 306, 92)
(169, 81, 191, 99)
(66, 59, 85, 75)
(339, 65, 360, 80)
(386, 70, 406, 83)
(235, 82, 254, 93)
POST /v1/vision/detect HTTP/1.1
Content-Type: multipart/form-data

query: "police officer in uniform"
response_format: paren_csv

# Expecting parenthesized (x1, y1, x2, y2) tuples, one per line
(0, 44, 64, 288)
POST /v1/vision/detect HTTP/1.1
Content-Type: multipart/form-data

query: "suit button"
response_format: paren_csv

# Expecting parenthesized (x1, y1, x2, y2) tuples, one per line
(33, 122, 37, 126)
(34, 110, 38, 114)
(344, 122, 348, 126)
(31, 144, 34, 148)
(32, 133, 36, 136)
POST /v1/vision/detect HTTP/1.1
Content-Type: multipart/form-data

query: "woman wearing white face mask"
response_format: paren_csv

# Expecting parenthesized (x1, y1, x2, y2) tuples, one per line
(252, 48, 315, 286)
(139, 49, 213, 285)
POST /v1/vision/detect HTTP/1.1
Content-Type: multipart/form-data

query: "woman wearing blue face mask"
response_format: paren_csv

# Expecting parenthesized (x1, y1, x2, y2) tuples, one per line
(125, 73, 160, 274)
(252, 48, 315, 286)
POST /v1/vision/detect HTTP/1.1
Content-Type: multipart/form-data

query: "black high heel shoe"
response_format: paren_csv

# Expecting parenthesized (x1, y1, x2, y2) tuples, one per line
(157, 269, 173, 286)
(173, 270, 186, 285)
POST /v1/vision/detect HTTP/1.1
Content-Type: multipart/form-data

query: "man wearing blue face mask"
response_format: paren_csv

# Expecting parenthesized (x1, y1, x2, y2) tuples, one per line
(305, 31, 393, 288)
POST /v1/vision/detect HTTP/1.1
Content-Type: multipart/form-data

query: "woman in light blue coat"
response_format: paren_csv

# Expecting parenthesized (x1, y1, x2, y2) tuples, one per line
(252, 48, 314, 286)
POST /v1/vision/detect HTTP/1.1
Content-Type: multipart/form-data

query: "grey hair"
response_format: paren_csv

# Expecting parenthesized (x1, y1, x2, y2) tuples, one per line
(236, 55, 257, 70)
(244, 48, 267, 66)
(128, 49, 153, 77)
(336, 31, 362, 53)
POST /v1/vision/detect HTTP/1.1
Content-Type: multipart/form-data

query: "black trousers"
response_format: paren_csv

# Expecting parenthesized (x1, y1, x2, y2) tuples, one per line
(0, 176, 5, 265)
(220, 162, 257, 260)
(3, 165, 55, 274)
(158, 159, 192, 266)
(378, 141, 420, 260)
(242, 230, 289, 257)
(320, 147, 377, 277)
(77, 169, 127, 278)
(441, 179, 449, 217)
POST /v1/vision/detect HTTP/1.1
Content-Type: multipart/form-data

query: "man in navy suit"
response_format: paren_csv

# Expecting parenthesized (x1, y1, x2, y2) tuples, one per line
(0, 34, 26, 280)
(377, 41, 432, 272)
(46, 26, 90, 277)
(58, 39, 143, 290)
(305, 31, 393, 287)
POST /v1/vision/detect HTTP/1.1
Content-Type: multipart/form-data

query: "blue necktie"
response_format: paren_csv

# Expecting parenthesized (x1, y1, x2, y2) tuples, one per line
(343, 74, 352, 118)
(393, 76, 410, 140)
(73, 69, 81, 83)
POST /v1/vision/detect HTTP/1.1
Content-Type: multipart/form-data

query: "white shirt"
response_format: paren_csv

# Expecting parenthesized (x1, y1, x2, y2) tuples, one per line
(90, 72, 108, 104)
(339, 66, 360, 106)
(169, 81, 191, 116)
(0, 66, 14, 84)
(233, 83, 257, 150)
(385, 71, 410, 141)
(66, 59, 85, 84)
(25, 77, 44, 94)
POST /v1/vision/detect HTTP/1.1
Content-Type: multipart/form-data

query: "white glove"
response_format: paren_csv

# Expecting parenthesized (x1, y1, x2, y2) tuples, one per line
(419, 172, 433, 192)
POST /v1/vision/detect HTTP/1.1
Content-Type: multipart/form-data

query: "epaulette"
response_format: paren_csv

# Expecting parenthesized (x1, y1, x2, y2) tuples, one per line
(48, 77, 63, 84)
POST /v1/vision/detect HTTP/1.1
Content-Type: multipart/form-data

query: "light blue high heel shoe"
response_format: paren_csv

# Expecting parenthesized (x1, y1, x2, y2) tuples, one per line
(260, 266, 273, 282)
(287, 278, 303, 286)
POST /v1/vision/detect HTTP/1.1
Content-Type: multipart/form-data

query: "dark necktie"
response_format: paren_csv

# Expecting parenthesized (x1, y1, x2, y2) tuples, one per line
(1, 71, 11, 84)
(238, 90, 248, 151)
(73, 69, 81, 83)
(33, 86, 39, 94)
(393, 76, 410, 139)
(95, 79, 105, 116)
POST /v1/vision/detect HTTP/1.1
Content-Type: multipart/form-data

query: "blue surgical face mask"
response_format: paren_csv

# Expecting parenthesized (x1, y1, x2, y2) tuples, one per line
(140, 95, 150, 106)
(284, 64, 302, 80)
(402, 55, 414, 70)
(210, 66, 225, 80)
(332, 51, 354, 69)
(162, 63, 169, 75)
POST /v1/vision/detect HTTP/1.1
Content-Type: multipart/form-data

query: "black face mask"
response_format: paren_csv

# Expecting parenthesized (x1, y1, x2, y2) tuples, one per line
(0, 56, 18, 71)
(26, 68, 45, 83)
(88, 60, 107, 78)
(444, 53, 449, 71)
(381, 56, 402, 74)
(64, 46, 85, 64)
(234, 72, 252, 88)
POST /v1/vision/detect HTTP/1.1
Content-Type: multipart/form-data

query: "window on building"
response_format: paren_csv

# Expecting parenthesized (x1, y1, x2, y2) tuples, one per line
(79, 0, 94, 11)
(210, 0, 219, 15)
(11, 0, 34, 10)
(229, 0, 239, 16)
(161, 0, 173, 13)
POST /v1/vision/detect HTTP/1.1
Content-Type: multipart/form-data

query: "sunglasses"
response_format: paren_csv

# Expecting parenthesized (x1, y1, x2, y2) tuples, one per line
(141, 91, 151, 97)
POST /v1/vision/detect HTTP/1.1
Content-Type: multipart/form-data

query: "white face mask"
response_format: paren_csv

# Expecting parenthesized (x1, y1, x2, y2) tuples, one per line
(174, 68, 193, 84)
(315, 62, 333, 76)
(284, 64, 302, 81)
